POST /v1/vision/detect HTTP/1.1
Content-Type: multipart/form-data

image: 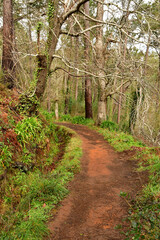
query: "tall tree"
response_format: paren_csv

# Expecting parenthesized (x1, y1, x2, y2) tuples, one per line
(117, 0, 132, 124)
(2, 0, 14, 88)
(35, 0, 89, 100)
(84, 2, 93, 119)
(96, 0, 106, 124)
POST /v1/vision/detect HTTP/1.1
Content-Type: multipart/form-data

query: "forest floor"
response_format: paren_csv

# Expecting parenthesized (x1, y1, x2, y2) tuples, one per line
(47, 123, 147, 240)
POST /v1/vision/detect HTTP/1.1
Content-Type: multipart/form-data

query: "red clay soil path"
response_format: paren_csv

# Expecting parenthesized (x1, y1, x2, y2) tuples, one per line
(47, 123, 146, 240)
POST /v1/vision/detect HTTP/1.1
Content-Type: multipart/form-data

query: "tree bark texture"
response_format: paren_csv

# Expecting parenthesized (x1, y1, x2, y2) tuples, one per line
(96, 0, 106, 124)
(117, 1, 131, 124)
(2, 0, 14, 89)
(35, 55, 48, 99)
(84, 2, 93, 119)
(158, 52, 160, 90)
(64, 73, 70, 115)
(75, 36, 79, 101)
(55, 101, 59, 120)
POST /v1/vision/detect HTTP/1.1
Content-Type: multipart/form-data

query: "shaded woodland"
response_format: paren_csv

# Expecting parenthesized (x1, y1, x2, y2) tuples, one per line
(0, 1, 160, 239)
(0, 0, 160, 145)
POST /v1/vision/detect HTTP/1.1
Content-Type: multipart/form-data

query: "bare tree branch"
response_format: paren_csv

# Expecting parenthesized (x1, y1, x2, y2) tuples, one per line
(60, 24, 103, 37)
(62, 0, 89, 23)
(53, 66, 87, 78)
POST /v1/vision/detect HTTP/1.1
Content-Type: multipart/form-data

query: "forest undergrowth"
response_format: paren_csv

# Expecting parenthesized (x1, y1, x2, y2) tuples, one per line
(0, 82, 160, 240)
(58, 114, 160, 240)
(0, 86, 82, 240)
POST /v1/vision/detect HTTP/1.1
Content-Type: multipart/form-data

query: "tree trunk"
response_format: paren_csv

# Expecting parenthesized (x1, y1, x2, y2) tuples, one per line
(108, 96, 113, 121)
(117, 85, 123, 124)
(75, 36, 79, 101)
(64, 73, 70, 114)
(84, 2, 93, 119)
(97, 80, 107, 124)
(55, 87, 59, 120)
(2, 0, 14, 89)
(34, 0, 90, 100)
(35, 55, 48, 99)
(96, 0, 106, 124)
(27, 4, 33, 79)
(117, 34, 127, 124)
(117, 1, 131, 124)
(35, 1, 61, 99)
(55, 101, 59, 120)
(158, 52, 160, 91)
(47, 77, 51, 112)
(28, 21, 33, 79)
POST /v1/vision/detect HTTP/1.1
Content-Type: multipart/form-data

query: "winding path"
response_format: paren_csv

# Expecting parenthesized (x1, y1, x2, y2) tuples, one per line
(48, 123, 145, 240)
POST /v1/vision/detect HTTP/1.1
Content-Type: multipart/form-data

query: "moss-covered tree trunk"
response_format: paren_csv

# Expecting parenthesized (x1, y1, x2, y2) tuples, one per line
(35, 5, 61, 99)
(34, 0, 89, 100)
(35, 55, 48, 99)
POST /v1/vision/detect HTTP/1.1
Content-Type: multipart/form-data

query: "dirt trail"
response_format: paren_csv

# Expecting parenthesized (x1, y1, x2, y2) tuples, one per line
(48, 123, 146, 240)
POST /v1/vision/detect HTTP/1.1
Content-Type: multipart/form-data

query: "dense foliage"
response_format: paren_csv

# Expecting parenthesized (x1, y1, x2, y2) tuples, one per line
(0, 88, 82, 239)
(0, 0, 160, 238)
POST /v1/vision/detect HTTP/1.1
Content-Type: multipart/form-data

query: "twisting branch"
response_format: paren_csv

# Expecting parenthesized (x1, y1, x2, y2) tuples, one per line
(52, 54, 102, 79)
(60, 24, 103, 37)
(52, 67, 87, 78)
(62, 0, 89, 23)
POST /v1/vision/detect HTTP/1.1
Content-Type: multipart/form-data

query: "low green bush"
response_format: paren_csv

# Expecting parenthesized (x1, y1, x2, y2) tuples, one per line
(114, 146, 159, 239)
(15, 117, 43, 146)
(0, 143, 13, 170)
(98, 128, 145, 152)
(17, 94, 39, 116)
(41, 110, 55, 121)
(123, 149, 160, 239)
(71, 116, 94, 126)
(100, 120, 119, 131)
(122, 195, 160, 240)
(59, 114, 72, 122)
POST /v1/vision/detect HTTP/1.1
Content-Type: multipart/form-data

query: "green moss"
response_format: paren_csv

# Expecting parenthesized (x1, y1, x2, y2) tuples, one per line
(48, 1, 55, 23)
(17, 94, 39, 116)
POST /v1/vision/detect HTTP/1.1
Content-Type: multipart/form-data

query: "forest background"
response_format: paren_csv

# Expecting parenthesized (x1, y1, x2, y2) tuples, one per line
(0, 0, 160, 146)
(0, 1, 160, 239)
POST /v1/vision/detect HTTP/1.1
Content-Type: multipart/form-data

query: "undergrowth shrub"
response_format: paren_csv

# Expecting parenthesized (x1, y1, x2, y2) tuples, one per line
(0, 143, 12, 170)
(15, 207, 49, 240)
(59, 114, 72, 122)
(119, 121, 130, 133)
(0, 123, 82, 240)
(98, 128, 145, 152)
(15, 117, 42, 146)
(17, 94, 39, 116)
(41, 110, 55, 121)
(100, 120, 118, 131)
(59, 114, 95, 126)
(71, 116, 94, 125)
(120, 147, 160, 239)
(123, 195, 160, 240)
